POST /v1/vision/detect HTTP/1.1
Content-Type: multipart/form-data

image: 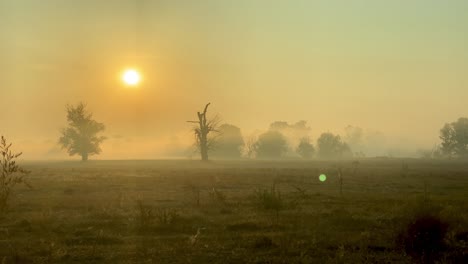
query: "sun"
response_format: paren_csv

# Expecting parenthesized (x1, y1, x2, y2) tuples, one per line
(122, 69, 141, 86)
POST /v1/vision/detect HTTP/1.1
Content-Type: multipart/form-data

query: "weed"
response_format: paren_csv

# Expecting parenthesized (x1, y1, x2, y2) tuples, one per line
(253, 184, 284, 222)
(0, 136, 30, 212)
(208, 187, 227, 205)
(135, 199, 179, 231)
(401, 161, 409, 177)
(252, 235, 276, 249)
(135, 199, 154, 229)
(154, 207, 179, 225)
(184, 183, 201, 207)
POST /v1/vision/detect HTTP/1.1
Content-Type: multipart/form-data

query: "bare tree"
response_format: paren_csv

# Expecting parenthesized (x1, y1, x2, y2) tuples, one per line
(244, 134, 258, 159)
(187, 103, 220, 161)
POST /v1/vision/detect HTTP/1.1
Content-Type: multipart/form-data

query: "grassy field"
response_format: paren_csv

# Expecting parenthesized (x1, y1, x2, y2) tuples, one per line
(0, 159, 467, 263)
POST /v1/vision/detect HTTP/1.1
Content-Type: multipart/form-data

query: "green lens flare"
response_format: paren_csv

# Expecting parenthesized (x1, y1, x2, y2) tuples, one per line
(319, 174, 327, 182)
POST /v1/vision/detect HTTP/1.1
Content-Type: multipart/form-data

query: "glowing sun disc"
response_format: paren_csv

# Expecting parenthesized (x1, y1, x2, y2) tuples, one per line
(122, 69, 141, 86)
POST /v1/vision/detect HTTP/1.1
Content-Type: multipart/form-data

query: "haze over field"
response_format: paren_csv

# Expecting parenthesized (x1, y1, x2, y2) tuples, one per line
(1, 0, 467, 159)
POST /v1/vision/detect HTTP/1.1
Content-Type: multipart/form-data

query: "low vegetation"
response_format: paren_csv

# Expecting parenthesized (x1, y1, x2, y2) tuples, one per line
(0, 136, 30, 212)
(0, 159, 466, 263)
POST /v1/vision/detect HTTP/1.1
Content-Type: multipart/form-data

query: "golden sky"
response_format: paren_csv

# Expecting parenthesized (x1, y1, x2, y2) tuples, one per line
(1, 0, 467, 159)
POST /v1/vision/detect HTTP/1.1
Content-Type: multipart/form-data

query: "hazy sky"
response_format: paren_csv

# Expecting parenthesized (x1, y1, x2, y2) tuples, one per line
(1, 0, 467, 159)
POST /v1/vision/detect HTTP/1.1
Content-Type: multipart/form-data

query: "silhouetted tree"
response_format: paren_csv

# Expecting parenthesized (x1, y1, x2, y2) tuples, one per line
(59, 103, 106, 161)
(255, 130, 288, 159)
(212, 124, 244, 159)
(296, 137, 315, 159)
(440, 117, 468, 158)
(187, 103, 220, 161)
(317, 132, 352, 159)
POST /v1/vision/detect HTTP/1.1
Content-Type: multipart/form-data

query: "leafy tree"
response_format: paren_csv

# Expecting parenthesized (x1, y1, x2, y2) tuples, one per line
(269, 121, 289, 131)
(59, 103, 106, 161)
(0, 136, 30, 211)
(440, 117, 468, 158)
(440, 124, 455, 157)
(269, 120, 310, 134)
(317, 132, 352, 159)
(269, 120, 311, 142)
(212, 124, 244, 159)
(187, 103, 220, 161)
(296, 137, 315, 159)
(255, 130, 288, 159)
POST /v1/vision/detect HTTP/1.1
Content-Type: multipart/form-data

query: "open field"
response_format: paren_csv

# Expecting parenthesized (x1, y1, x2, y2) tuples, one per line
(0, 159, 467, 263)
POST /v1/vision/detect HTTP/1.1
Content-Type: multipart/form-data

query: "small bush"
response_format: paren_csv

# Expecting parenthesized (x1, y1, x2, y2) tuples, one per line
(252, 184, 285, 223)
(253, 185, 283, 212)
(0, 136, 30, 212)
(184, 183, 201, 206)
(226, 221, 261, 232)
(135, 200, 179, 230)
(135, 200, 154, 229)
(398, 212, 449, 263)
(154, 207, 179, 225)
(252, 235, 276, 249)
(208, 187, 227, 205)
(401, 162, 409, 177)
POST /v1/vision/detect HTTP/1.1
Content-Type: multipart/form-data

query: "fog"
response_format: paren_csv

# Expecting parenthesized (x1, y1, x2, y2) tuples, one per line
(1, 0, 468, 159)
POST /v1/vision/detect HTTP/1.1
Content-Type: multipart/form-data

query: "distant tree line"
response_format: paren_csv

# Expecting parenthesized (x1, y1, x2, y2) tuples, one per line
(55, 102, 468, 161)
(186, 103, 355, 161)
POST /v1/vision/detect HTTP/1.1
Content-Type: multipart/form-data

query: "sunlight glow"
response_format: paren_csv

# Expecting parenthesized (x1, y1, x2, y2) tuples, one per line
(122, 69, 141, 86)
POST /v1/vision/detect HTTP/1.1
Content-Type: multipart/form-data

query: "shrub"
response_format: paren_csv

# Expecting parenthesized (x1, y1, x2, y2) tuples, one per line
(0, 136, 30, 212)
(135, 200, 154, 229)
(154, 207, 179, 225)
(135, 200, 179, 230)
(254, 130, 288, 159)
(252, 235, 276, 249)
(208, 187, 227, 205)
(398, 212, 449, 263)
(253, 184, 284, 222)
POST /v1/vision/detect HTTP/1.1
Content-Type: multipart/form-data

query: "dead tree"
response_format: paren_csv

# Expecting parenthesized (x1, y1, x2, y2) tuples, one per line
(187, 103, 219, 161)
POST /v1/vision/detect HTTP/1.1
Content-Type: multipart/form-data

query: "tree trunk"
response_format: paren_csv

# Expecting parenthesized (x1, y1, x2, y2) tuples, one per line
(198, 104, 210, 161)
(81, 153, 88, 162)
(200, 139, 208, 161)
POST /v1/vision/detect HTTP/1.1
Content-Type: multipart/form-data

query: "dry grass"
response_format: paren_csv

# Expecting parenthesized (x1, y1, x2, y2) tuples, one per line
(0, 159, 466, 263)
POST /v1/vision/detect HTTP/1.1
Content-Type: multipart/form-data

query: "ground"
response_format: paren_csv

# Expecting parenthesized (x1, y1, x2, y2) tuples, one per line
(0, 159, 467, 263)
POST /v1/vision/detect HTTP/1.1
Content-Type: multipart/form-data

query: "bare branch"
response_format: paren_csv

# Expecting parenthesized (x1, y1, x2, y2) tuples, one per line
(202, 103, 211, 115)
